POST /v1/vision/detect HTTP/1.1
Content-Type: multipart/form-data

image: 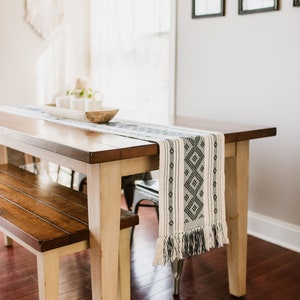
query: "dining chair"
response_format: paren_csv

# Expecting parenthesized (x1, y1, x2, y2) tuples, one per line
(56, 165, 76, 188)
(78, 172, 152, 210)
(131, 179, 184, 296)
(7, 148, 40, 174)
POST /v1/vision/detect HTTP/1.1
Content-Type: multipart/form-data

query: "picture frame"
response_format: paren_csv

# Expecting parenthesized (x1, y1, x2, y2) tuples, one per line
(294, 0, 300, 7)
(192, 0, 225, 18)
(238, 0, 278, 15)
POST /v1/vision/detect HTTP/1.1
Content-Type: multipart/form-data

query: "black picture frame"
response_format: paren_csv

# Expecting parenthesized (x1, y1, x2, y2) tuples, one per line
(192, 0, 225, 18)
(294, 0, 300, 7)
(238, 0, 279, 15)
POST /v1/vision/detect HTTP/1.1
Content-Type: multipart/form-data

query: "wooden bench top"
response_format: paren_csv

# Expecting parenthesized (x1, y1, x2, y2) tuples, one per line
(0, 164, 139, 252)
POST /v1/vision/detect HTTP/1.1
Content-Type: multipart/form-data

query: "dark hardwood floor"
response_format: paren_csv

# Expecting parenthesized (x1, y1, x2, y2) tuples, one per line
(0, 196, 299, 300)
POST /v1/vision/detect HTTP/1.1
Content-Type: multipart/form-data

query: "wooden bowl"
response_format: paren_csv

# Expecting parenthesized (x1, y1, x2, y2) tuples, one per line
(85, 108, 119, 123)
(43, 104, 119, 124)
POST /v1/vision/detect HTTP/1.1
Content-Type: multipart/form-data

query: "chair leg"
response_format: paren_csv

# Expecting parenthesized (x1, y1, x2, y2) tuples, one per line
(56, 165, 61, 183)
(119, 228, 131, 300)
(31, 156, 40, 175)
(171, 258, 184, 296)
(37, 250, 60, 300)
(155, 205, 159, 221)
(78, 177, 87, 192)
(123, 183, 135, 210)
(70, 170, 75, 189)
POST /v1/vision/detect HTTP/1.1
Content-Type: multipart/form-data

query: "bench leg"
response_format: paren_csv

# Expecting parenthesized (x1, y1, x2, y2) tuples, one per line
(37, 250, 60, 300)
(118, 228, 131, 300)
(4, 234, 13, 246)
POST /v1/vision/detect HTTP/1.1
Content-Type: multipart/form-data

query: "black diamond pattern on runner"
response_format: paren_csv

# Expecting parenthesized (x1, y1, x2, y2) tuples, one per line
(183, 137, 205, 222)
(185, 197, 203, 220)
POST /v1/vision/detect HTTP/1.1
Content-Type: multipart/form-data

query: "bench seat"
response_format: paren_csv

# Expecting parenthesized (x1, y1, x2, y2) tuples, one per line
(0, 163, 138, 299)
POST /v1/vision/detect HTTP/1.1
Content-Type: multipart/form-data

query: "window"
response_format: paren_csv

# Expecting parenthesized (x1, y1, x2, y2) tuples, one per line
(90, 0, 175, 125)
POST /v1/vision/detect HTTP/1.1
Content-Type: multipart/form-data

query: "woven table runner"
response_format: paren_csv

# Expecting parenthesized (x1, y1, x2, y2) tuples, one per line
(0, 105, 229, 265)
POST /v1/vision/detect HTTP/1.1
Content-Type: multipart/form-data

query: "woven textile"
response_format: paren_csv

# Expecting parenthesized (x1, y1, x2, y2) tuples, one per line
(0, 105, 229, 265)
(25, 0, 64, 39)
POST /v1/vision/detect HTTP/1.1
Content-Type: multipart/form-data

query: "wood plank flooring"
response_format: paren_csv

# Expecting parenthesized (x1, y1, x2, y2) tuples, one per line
(0, 196, 299, 300)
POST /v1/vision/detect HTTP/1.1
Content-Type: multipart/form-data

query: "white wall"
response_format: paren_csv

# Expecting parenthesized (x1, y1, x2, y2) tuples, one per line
(176, 1, 300, 249)
(0, 0, 90, 106)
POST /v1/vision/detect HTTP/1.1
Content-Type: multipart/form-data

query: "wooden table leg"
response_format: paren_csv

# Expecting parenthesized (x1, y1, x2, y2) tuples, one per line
(87, 161, 121, 300)
(225, 141, 249, 297)
(0, 145, 7, 164)
(0, 145, 12, 246)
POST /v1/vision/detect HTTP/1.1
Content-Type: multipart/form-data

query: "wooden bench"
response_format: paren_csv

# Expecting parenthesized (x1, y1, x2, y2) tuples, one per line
(0, 163, 138, 300)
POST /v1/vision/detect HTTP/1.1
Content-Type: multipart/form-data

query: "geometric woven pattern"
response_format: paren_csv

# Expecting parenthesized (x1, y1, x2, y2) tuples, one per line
(184, 137, 205, 224)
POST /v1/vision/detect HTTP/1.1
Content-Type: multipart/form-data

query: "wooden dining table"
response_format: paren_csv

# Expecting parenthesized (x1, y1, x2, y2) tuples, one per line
(0, 109, 276, 299)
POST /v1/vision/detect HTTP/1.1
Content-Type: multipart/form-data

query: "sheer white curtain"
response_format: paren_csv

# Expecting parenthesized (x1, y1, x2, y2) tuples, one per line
(90, 0, 173, 124)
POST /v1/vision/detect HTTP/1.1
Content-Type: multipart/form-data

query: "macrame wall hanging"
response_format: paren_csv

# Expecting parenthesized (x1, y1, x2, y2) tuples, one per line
(25, 0, 64, 39)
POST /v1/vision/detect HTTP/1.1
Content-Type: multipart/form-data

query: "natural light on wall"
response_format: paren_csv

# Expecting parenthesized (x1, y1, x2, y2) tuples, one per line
(90, 0, 172, 125)
(36, 33, 63, 105)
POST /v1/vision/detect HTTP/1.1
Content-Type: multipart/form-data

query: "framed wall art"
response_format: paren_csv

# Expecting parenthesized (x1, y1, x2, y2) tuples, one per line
(192, 0, 225, 18)
(294, 0, 300, 7)
(238, 0, 279, 15)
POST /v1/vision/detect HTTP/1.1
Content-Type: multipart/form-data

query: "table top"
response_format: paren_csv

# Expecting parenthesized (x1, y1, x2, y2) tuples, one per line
(0, 111, 276, 164)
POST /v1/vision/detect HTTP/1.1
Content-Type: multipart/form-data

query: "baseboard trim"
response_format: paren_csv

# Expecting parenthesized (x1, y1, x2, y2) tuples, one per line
(248, 211, 300, 253)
